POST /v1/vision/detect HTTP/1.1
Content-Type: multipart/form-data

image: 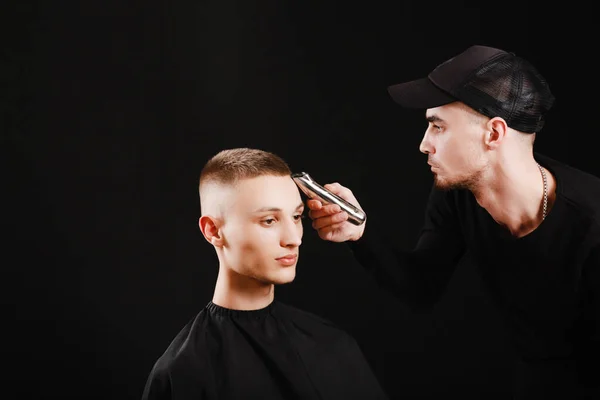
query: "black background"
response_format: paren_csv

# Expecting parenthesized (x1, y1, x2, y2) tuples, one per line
(4, 1, 598, 399)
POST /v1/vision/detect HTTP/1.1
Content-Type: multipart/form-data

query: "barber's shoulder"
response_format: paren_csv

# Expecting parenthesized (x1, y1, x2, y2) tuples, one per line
(549, 157, 600, 218)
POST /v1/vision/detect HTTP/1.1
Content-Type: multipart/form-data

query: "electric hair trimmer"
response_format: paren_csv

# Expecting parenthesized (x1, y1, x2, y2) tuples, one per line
(291, 172, 366, 226)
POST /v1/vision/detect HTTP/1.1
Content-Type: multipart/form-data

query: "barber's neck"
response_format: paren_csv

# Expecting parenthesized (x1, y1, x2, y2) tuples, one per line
(473, 154, 553, 238)
(212, 267, 275, 310)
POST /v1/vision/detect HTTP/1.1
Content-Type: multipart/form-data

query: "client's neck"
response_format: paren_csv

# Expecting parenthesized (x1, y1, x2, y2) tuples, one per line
(212, 267, 275, 310)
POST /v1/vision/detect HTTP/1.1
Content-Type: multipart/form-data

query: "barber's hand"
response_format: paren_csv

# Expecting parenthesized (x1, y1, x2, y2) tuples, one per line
(306, 182, 366, 242)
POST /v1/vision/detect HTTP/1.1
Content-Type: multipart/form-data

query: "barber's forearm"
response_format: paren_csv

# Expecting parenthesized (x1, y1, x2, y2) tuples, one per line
(346, 226, 463, 310)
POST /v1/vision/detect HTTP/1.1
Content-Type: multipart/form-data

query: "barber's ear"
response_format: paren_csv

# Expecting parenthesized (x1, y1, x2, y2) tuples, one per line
(199, 216, 224, 247)
(484, 117, 508, 149)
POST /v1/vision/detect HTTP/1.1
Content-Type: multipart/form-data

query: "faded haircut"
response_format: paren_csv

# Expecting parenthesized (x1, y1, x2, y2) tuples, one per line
(198, 148, 292, 213)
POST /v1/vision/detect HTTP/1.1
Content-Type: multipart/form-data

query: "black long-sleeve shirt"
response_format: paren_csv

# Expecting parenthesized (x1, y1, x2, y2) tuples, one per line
(347, 153, 600, 398)
(141, 300, 389, 400)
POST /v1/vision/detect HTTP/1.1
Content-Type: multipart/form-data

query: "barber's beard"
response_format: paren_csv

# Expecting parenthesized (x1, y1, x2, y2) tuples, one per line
(433, 168, 483, 192)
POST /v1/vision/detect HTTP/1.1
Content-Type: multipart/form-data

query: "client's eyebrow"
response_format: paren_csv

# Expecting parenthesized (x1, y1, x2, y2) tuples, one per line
(253, 203, 304, 213)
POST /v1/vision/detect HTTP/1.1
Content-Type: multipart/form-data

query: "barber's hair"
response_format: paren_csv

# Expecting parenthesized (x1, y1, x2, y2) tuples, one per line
(199, 147, 291, 194)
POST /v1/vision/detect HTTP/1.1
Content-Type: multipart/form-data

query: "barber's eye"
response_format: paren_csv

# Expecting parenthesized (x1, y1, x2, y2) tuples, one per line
(427, 122, 439, 131)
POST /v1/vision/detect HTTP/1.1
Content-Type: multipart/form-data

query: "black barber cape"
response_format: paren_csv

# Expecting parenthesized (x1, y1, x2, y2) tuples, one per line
(141, 300, 389, 400)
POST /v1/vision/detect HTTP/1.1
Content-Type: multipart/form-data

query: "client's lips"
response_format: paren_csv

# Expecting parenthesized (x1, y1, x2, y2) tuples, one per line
(276, 254, 297, 266)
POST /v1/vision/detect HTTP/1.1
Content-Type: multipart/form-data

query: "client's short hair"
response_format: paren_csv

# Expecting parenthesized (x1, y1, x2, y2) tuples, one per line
(198, 148, 292, 214)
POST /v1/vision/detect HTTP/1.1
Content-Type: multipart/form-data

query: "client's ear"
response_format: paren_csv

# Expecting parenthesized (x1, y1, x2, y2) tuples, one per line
(199, 216, 224, 247)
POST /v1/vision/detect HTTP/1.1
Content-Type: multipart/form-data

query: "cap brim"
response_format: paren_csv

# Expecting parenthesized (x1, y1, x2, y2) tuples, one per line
(387, 77, 456, 109)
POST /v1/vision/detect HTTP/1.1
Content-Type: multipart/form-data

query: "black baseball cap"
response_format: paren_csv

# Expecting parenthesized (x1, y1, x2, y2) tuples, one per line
(387, 45, 555, 133)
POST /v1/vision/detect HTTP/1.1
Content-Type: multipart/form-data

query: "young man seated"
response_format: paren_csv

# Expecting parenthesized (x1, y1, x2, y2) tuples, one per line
(141, 147, 389, 400)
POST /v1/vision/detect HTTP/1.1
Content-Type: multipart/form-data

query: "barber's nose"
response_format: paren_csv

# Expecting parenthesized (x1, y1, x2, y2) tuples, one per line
(419, 132, 433, 155)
